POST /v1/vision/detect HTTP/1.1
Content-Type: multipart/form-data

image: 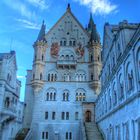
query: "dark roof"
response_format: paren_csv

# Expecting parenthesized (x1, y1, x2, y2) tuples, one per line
(88, 13, 100, 43)
(0, 51, 15, 61)
(36, 20, 46, 42)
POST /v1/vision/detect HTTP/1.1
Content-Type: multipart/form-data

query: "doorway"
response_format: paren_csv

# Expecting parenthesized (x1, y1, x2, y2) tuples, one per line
(85, 110, 91, 122)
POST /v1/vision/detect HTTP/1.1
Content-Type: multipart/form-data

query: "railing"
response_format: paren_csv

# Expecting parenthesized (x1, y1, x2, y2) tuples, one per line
(57, 60, 77, 67)
(25, 129, 32, 140)
(81, 121, 87, 140)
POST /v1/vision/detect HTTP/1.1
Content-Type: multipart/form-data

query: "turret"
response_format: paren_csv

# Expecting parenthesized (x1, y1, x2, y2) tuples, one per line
(88, 14, 102, 94)
(31, 21, 47, 92)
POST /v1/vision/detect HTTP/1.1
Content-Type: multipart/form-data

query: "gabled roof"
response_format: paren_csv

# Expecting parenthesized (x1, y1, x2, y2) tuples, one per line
(0, 51, 17, 70)
(46, 4, 90, 38)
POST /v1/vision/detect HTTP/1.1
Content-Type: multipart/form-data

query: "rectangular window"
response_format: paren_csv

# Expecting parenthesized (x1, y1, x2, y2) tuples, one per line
(62, 112, 65, 120)
(52, 112, 55, 120)
(45, 112, 48, 120)
(66, 132, 68, 140)
(42, 132, 45, 139)
(66, 112, 69, 120)
(45, 132, 48, 139)
(75, 112, 78, 120)
(69, 132, 72, 140)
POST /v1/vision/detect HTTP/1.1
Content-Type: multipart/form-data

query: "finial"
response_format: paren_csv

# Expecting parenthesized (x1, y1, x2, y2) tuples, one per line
(67, 3, 71, 11)
(42, 20, 45, 25)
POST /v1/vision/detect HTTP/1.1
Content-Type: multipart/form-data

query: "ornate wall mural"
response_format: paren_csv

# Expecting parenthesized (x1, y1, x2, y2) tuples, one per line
(75, 42, 84, 58)
(51, 42, 60, 58)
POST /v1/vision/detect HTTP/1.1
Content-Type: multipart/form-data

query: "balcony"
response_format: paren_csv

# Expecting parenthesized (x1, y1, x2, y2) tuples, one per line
(2, 106, 17, 118)
(57, 60, 77, 69)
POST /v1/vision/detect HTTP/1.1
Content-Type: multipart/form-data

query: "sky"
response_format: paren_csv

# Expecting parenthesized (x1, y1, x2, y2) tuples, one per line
(0, 0, 139, 101)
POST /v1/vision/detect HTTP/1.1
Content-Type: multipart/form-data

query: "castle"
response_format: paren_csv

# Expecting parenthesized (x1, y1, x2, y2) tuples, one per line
(0, 4, 140, 140)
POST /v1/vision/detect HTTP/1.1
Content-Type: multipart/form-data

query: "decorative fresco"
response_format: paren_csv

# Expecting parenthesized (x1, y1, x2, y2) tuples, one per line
(75, 42, 84, 58)
(51, 42, 60, 57)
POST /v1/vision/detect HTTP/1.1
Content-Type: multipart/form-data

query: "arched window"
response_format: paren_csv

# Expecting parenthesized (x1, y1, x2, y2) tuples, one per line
(66, 132, 68, 140)
(42, 55, 44, 61)
(66, 112, 69, 120)
(54, 92, 56, 100)
(54, 74, 57, 81)
(33, 74, 35, 80)
(90, 54, 93, 62)
(120, 83, 124, 99)
(66, 55, 69, 60)
(73, 41, 76, 46)
(63, 90, 69, 101)
(64, 41, 66, 46)
(79, 93, 82, 101)
(62, 112, 65, 120)
(83, 93, 86, 101)
(75, 112, 78, 120)
(7, 73, 10, 81)
(112, 56, 115, 67)
(76, 89, 86, 101)
(48, 74, 50, 81)
(69, 41, 72, 46)
(69, 132, 72, 140)
(98, 55, 100, 61)
(40, 73, 42, 80)
(136, 49, 140, 81)
(60, 41, 62, 46)
(50, 93, 52, 100)
(128, 70, 133, 91)
(46, 88, 56, 101)
(91, 73, 94, 81)
(5, 97, 10, 108)
(46, 93, 49, 101)
(76, 93, 78, 101)
(109, 95, 112, 109)
(113, 90, 117, 105)
(51, 74, 53, 81)
(70, 55, 74, 60)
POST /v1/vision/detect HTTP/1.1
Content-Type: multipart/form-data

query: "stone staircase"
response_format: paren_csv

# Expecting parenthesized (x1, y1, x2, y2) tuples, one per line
(85, 122, 103, 140)
(15, 128, 30, 140)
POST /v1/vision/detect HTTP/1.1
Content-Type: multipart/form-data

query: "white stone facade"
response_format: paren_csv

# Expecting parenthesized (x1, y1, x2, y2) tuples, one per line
(95, 21, 140, 139)
(23, 5, 102, 140)
(0, 51, 24, 140)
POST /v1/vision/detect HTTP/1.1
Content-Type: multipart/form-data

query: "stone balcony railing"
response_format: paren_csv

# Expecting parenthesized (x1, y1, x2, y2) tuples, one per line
(57, 60, 77, 69)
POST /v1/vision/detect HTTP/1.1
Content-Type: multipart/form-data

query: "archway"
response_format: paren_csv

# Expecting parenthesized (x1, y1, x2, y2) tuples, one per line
(85, 110, 91, 122)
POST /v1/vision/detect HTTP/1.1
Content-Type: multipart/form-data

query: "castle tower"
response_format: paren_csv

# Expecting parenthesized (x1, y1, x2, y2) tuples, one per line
(31, 21, 47, 92)
(88, 13, 102, 94)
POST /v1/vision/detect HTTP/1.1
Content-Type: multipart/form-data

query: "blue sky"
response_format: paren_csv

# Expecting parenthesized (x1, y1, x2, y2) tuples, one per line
(0, 0, 139, 101)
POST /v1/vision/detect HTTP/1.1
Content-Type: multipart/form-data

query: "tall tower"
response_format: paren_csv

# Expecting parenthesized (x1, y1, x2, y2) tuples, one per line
(31, 21, 47, 92)
(88, 14, 102, 94)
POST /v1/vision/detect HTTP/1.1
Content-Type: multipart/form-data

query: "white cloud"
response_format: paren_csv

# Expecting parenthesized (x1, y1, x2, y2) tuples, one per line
(17, 75, 25, 79)
(73, 0, 117, 15)
(16, 18, 41, 30)
(3, 0, 36, 19)
(26, 0, 50, 10)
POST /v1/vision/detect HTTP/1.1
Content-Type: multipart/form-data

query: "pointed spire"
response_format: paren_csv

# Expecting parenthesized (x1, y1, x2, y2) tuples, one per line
(90, 25, 100, 43)
(36, 20, 46, 42)
(88, 12, 94, 30)
(87, 13, 100, 43)
(67, 3, 71, 12)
